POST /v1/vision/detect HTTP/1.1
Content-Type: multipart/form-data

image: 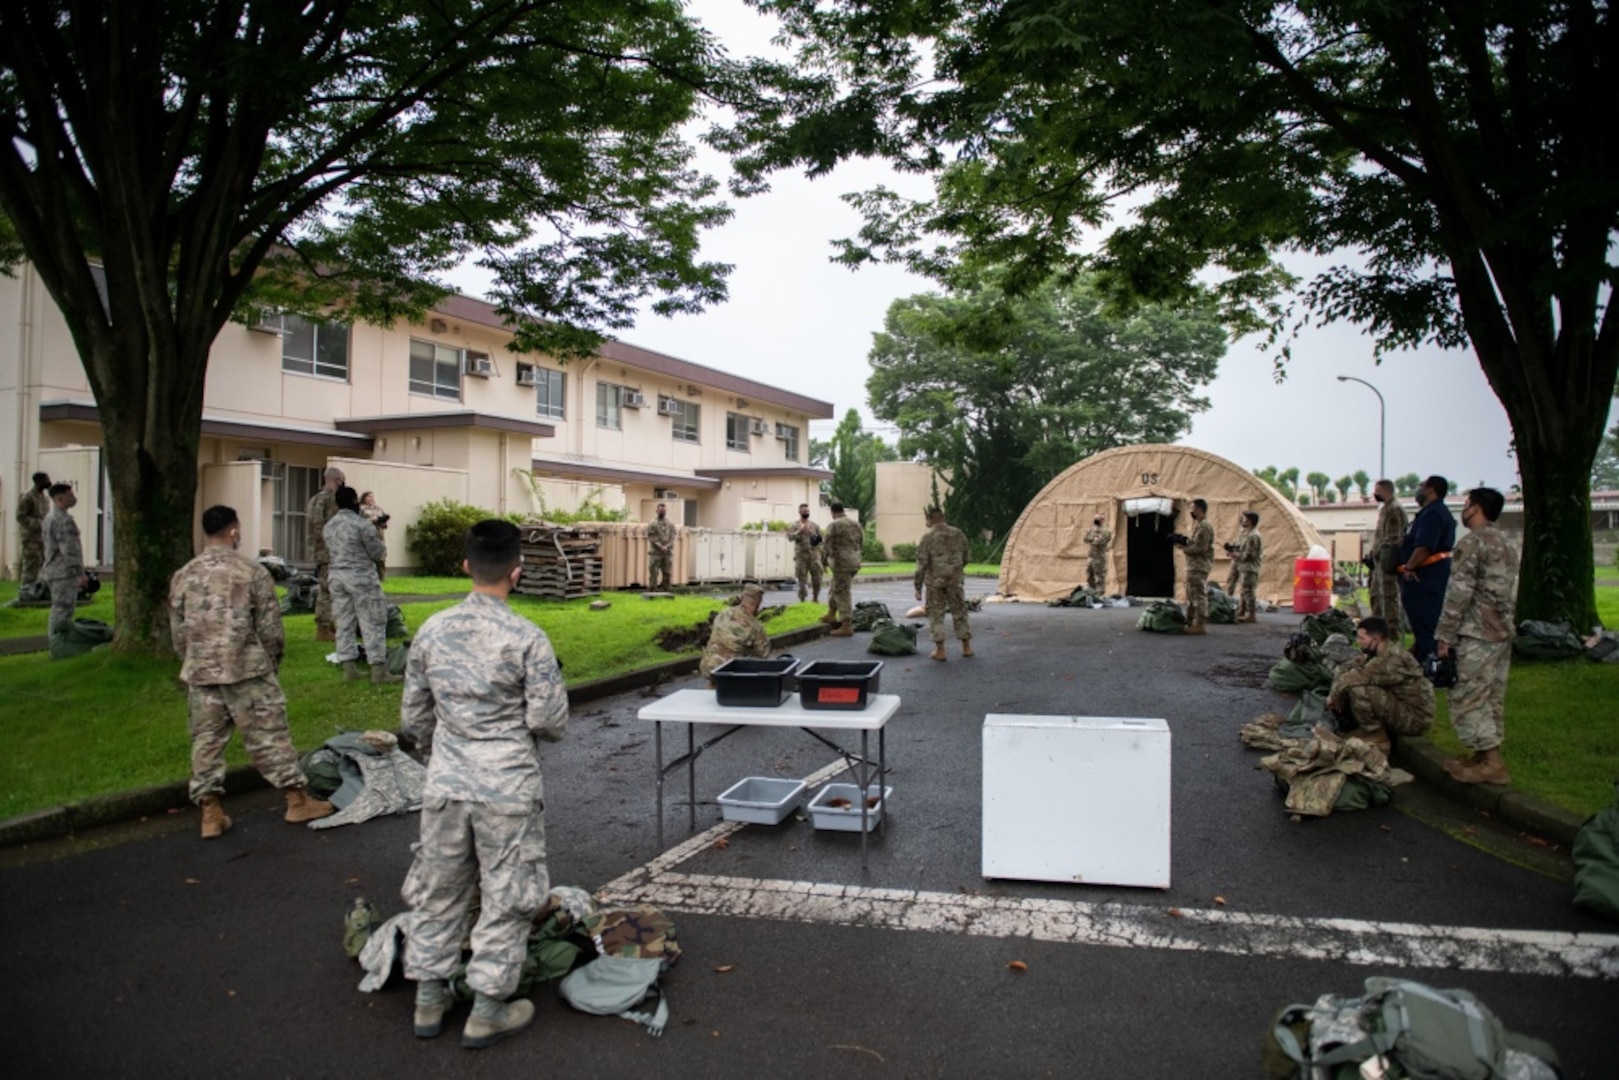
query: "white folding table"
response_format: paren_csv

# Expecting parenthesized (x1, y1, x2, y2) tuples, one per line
(636, 689, 902, 868)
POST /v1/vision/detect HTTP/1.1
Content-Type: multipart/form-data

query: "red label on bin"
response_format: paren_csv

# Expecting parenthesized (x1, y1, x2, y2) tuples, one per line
(818, 687, 861, 704)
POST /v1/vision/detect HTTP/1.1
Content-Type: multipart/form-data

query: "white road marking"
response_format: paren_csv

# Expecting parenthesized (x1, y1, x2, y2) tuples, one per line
(608, 761, 1619, 980)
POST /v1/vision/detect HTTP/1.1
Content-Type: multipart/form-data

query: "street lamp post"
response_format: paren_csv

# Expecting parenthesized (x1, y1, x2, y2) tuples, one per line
(1336, 375, 1385, 482)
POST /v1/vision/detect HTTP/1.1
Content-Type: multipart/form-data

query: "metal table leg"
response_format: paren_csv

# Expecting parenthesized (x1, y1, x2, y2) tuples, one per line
(653, 721, 664, 852)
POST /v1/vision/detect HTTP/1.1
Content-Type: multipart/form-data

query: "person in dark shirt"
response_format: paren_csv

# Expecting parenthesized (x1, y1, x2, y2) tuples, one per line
(1397, 475, 1457, 662)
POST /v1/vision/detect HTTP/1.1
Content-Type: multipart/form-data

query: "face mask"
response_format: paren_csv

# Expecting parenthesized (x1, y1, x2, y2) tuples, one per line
(1374, 492, 1386, 503)
(800, 511, 810, 519)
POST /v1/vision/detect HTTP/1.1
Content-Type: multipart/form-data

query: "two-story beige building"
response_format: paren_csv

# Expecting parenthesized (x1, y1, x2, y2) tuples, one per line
(0, 265, 833, 574)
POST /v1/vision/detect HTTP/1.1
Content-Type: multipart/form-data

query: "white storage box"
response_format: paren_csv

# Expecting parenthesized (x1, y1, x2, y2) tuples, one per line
(807, 783, 892, 833)
(716, 776, 806, 825)
(982, 714, 1171, 888)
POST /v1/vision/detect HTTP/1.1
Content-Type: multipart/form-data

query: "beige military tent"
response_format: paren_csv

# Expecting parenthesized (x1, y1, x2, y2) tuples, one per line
(997, 444, 1328, 604)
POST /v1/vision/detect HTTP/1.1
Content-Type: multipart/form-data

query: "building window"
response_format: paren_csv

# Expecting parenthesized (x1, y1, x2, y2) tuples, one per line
(279, 314, 350, 380)
(596, 382, 624, 430)
(409, 339, 462, 400)
(533, 367, 566, 419)
(726, 412, 751, 452)
(671, 399, 700, 443)
(778, 423, 800, 461)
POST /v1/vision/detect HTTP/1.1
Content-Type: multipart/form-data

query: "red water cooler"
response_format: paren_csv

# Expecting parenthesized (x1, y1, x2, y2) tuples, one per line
(1292, 557, 1333, 614)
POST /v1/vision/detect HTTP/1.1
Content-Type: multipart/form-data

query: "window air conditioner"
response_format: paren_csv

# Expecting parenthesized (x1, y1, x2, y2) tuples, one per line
(247, 315, 283, 336)
(621, 389, 646, 409)
(516, 367, 541, 387)
(658, 396, 683, 416)
(748, 417, 771, 436)
(655, 488, 680, 500)
(774, 423, 792, 440)
(466, 352, 494, 377)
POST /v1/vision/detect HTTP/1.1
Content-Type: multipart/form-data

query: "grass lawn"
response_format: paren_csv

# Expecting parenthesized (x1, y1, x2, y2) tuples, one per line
(858, 562, 1001, 577)
(0, 591, 826, 819)
(0, 579, 117, 639)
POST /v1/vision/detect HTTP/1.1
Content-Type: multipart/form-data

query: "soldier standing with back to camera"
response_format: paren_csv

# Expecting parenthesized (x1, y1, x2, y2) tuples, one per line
(1083, 515, 1113, 593)
(325, 485, 399, 685)
(1435, 487, 1519, 786)
(306, 466, 344, 641)
(915, 506, 973, 661)
(1176, 498, 1215, 634)
(787, 502, 823, 602)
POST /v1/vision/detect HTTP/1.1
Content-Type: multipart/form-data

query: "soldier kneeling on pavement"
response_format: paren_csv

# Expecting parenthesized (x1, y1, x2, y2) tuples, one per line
(1325, 616, 1435, 754)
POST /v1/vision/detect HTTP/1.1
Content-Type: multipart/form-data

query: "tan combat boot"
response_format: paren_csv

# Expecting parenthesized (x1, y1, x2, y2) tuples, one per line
(820, 605, 840, 625)
(414, 980, 452, 1039)
(198, 795, 232, 839)
(961, 640, 974, 658)
(1238, 609, 1257, 623)
(371, 665, 403, 686)
(462, 994, 535, 1050)
(930, 643, 947, 661)
(343, 660, 360, 682)
(828, 620, 854, 638)
(1448, 748, 1511, 785)
(284, 786, 336, 823)
(1183, 623, 1207, 635)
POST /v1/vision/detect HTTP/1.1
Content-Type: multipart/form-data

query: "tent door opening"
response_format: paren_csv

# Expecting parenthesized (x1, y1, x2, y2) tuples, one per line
(1125, 505, 1178, 597)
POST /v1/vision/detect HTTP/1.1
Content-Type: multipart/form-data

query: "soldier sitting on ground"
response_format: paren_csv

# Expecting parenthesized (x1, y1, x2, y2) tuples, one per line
(1325, 616, 1435, 754)
(700, 583, 771, 682)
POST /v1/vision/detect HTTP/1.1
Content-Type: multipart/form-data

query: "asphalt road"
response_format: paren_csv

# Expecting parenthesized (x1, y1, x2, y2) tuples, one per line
(2, 579, 1614, 1078)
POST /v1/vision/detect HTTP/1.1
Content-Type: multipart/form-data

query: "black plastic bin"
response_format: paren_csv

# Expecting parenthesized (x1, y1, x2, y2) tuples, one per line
(711, 657, 800, 707)
(796, 660, 883, 710)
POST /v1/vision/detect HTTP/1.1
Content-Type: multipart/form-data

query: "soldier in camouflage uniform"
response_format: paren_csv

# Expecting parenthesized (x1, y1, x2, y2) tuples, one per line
(324, 485, 398, 685)
(700, 583, 771, 679)
(915, 507, 973, 661)
(1326, 616, 1434, 753)
(169, 505, 334, 838)
(40, 483, 86, 637)
(821, 502, 863, 637)
(1221, 512, 1248, 596)
(15, 471, 50, 584)
(1082, 515, 1113, 593)
(400, 519, 568, 1049)
(1234, 511, 1264, 622)
(646, 502, 676, 590)
(1435, 487, 1519, 786)
(1176, 498, 1216, 634)
(787, 503, 823, 602)
(1370, 479, 1409, 634)
(306, 466, 344, 641)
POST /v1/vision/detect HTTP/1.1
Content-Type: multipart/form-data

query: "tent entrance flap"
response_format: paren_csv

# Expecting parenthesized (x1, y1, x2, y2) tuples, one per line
(1126, 505, 1178, 598)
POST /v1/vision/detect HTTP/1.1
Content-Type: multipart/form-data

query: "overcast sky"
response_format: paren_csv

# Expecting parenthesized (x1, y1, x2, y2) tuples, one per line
(454, 0, 1613, 495)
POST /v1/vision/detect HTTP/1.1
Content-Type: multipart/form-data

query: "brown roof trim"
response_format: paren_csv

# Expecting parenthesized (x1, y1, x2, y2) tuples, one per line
(335, 412, 555, 439)
(430, 293, 834, 420)
(695, 466, 833, 481)
(531, 458, 722, 490)
(40, 401, 374, 451)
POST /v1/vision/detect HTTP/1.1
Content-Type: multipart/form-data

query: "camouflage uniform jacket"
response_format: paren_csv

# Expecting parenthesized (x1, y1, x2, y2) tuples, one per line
(17, 488, 48, 539)
(1083, 526, 1113, 559)
(825, 516, 864, 573)
(914, 522, 969, 591)
(646, 517, 676, 556)
(1236, 528, 1264, 574)
(40, 505, 84, 581)
(168, 547, 284, 685)
(1183, 519, 1215, 572)
(1435, 521, 1519, 645)
(786, 519, 822, 555)
(306, 488, 338, 563)
(401, 592, 568, 809)
(1373, 498, 1409, 570)
(323, 509, 387, 573)
(1328, 646, 1434, 717)
(701, 605, 770, 678)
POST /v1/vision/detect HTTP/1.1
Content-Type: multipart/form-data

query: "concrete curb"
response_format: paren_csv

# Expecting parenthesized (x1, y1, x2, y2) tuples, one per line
(1390, 737, 1588, 849)
(0, 621, 832, 848)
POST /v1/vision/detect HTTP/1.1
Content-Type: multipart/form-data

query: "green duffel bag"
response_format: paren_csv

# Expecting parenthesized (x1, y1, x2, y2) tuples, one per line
(48, 617, 115, 660)
(866, 618, 919, 656)
(1206, 584, 1238, 624)
(1136, 600, 1186, 634)
(849, 600, 892, 632)
(1513, 619, 1582, 661)
(1572, 782, 1619, 924)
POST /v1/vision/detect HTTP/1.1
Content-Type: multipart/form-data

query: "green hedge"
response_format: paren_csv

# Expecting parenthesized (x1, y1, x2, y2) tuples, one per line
(891, 542, 918, 562)
(406, 499, 525, 577)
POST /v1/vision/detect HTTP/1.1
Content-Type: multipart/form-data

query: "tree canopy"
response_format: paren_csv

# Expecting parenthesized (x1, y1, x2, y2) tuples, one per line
(0, 0, 736, 647)
(867, 272, 1224, 541)
(822, 409, 897, 523)
(732, 0, 1619, 626)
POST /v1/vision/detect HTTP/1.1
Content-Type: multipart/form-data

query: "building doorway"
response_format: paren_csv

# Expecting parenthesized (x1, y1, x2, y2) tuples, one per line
(270, 463, 322, 563)
(1125, 501, 1179, 597)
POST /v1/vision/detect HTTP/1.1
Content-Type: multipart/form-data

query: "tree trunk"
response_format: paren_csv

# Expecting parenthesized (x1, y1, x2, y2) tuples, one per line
(1511, 430, 1598, 631)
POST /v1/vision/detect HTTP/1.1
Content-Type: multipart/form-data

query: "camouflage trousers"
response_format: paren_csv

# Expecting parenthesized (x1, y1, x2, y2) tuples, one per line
(314, 563, 334, 634)
(1237, 570, 1259, 617)
(18, 535, 43, 585)
(926, 572, 970, 643)
(1224, 563, 1240, 596)
(1450, 637, 1511, 752)
(330, 568, 388, 665)
(1340, 683, 1432, 737)
(1370, 571, 1405, 634)
(187, 674, 306, 803)
(47, 576, 78, 636)
(829, 569, 856, 622)
(403, 798, 549, 999)
(648, 551, 672, 590)
(1184, 567, 1210, 626)
(1087, 557, 1107, 593)
(794, 549, 822, 600)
